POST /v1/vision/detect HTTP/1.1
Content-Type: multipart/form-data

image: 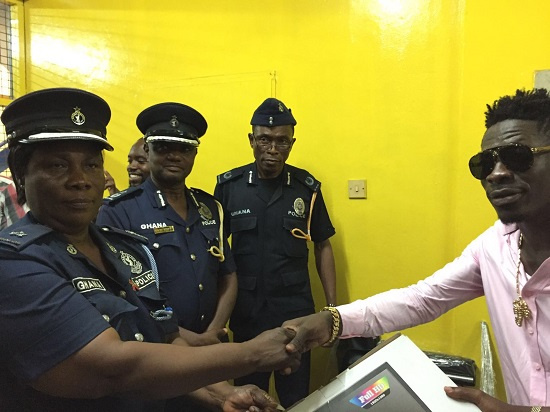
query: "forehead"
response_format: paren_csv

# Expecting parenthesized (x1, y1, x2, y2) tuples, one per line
(129, 142, 147, 156)
(253, 125, 294, 138)
(481, 119, 547, 150)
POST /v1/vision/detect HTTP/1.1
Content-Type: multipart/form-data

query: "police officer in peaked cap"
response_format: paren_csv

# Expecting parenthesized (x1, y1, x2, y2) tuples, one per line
(0, 89, 297, 411)
(97, 102, 239, 411)
(214, 97, 338, 408)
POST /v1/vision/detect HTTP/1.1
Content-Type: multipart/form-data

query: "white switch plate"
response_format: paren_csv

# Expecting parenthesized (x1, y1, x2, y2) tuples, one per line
(348, 179, 366, 199)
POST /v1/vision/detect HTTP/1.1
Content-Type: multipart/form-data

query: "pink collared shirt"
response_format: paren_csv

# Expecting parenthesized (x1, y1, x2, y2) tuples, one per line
(338, 220, 550, 406)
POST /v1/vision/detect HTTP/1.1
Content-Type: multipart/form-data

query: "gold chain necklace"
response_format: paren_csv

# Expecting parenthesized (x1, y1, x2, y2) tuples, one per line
(512, 233, 531, 327)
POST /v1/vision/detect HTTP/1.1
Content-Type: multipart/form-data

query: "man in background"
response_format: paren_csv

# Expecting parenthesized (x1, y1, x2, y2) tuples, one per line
(214, 97, 337, 408)
(0, 174, 28, 230)
(104, 137, 150, 195)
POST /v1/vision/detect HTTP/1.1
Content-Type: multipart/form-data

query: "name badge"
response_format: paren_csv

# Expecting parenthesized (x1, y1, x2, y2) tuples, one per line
(154, 226, 175, 234)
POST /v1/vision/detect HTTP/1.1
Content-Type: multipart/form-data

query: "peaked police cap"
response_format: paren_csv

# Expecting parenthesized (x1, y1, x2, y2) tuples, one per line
(1, 87, 113, 150)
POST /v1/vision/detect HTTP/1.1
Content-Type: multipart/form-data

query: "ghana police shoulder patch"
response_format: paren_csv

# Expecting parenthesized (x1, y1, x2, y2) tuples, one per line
(216, 166, 247, 184)
(103, 185, 142, 204)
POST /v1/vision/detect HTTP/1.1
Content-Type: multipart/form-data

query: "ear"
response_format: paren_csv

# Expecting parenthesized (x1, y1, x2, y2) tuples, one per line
(248, 133, 254, 148)
(290, 138, 296, 150)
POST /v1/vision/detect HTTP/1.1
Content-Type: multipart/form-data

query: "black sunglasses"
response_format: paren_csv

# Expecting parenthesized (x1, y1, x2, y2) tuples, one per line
(468, 143, 550, 180)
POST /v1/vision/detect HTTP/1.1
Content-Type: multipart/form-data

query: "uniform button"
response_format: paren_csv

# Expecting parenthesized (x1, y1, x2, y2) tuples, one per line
(153, 242, 160, 249)
(529, 328, 534, 335)
(102, 314, 110, 322)
(200, 315, 205, 321)
(190, 253, 196, 261)
(185, 227, 190, 233)
(119, 290, 127, 298)
(101, 227, 109, 231)
(198, 283, 204, 291)
(535, 363, 541, 371)
(135, 333, 144, 342)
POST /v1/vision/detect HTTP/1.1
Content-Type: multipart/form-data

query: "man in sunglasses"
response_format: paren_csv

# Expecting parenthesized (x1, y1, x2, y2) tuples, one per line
(214, 98, 337, 408)
(283, 88, 550, 412)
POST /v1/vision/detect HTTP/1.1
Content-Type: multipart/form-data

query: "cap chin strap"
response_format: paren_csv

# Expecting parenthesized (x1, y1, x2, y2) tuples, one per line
(145, 135, 200, 146)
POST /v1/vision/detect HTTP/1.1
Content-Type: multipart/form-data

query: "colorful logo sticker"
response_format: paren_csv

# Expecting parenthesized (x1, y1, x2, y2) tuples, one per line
(349, 376, 390, 409)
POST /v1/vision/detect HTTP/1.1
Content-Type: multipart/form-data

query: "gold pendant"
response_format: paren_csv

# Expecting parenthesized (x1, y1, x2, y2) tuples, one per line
(513, 296, 531, 327)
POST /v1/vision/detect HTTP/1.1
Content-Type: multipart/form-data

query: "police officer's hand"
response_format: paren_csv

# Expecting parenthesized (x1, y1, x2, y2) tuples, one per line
(221, 384, 283, 412)
(282, 312, 333, 355)
(444, 386, 520, 412)
(178, 327, 228, 346)
(245, 327, 300, 374)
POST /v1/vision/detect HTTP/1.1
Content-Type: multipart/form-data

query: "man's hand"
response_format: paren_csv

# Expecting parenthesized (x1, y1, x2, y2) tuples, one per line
(222, 384, 283, 412)
(282, 312, 333, 355)
(245, 327, 301, 375)
(104, 170, 119, 195)
(444, 386, 521, 412)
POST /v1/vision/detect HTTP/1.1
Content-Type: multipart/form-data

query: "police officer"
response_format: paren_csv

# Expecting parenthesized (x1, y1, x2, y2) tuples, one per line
(104, 137, 150, 195)
(214, 98, 337, 407)
(97, 103, 237, 340)
(0, 88, 297, 411)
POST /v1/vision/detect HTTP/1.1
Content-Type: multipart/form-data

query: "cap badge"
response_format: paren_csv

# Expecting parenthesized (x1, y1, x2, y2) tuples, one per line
(278, 103, 284, 112)
(293, 198, 306, 217)
(170, 115, 179, 127)
(120, 250, 143, 274)
(71, 107, 86, 126)
(269, 116, 273, 125)
(9, 231, 27, 237)
(198, 202, 213, 220)
(67, 244, 78, 255)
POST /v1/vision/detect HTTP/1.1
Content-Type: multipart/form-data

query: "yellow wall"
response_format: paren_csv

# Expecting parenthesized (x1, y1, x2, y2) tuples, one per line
(20, 0, 550, 401)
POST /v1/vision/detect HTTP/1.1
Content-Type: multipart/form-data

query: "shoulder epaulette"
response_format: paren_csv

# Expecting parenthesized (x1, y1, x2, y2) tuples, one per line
(97, 225, 149, 244)
(216, 165, 248, 185)
(103, 185, 142, 204)
(0, 223, 54, 251)
(289, 165, 321, 192)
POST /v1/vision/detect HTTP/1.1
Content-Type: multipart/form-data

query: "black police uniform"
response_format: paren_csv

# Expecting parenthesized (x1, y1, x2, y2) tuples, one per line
(214, 97, 336, 407)
(97, 179, 235, 333)
(0, 214, 179, 412)
(214, 98, 335, 407)
(215, 162, 334, 406)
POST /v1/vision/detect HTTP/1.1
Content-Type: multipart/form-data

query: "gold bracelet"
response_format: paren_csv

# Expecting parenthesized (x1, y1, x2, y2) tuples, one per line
(531, 407, 542, 412)
(321, 306, 342, 345)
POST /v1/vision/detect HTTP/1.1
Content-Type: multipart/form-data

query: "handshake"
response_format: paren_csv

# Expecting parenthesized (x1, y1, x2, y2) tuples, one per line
(246, 311, 334, 375)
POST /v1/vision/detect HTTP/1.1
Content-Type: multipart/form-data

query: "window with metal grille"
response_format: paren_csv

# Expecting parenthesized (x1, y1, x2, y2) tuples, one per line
(0, 1, 23, 176)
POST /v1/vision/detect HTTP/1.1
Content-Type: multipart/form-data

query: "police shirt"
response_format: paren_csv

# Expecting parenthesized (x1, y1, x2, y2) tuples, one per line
(0, 213, 178, 411)
(96, 178, 236, 333)
(214, 162, 335, 333)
